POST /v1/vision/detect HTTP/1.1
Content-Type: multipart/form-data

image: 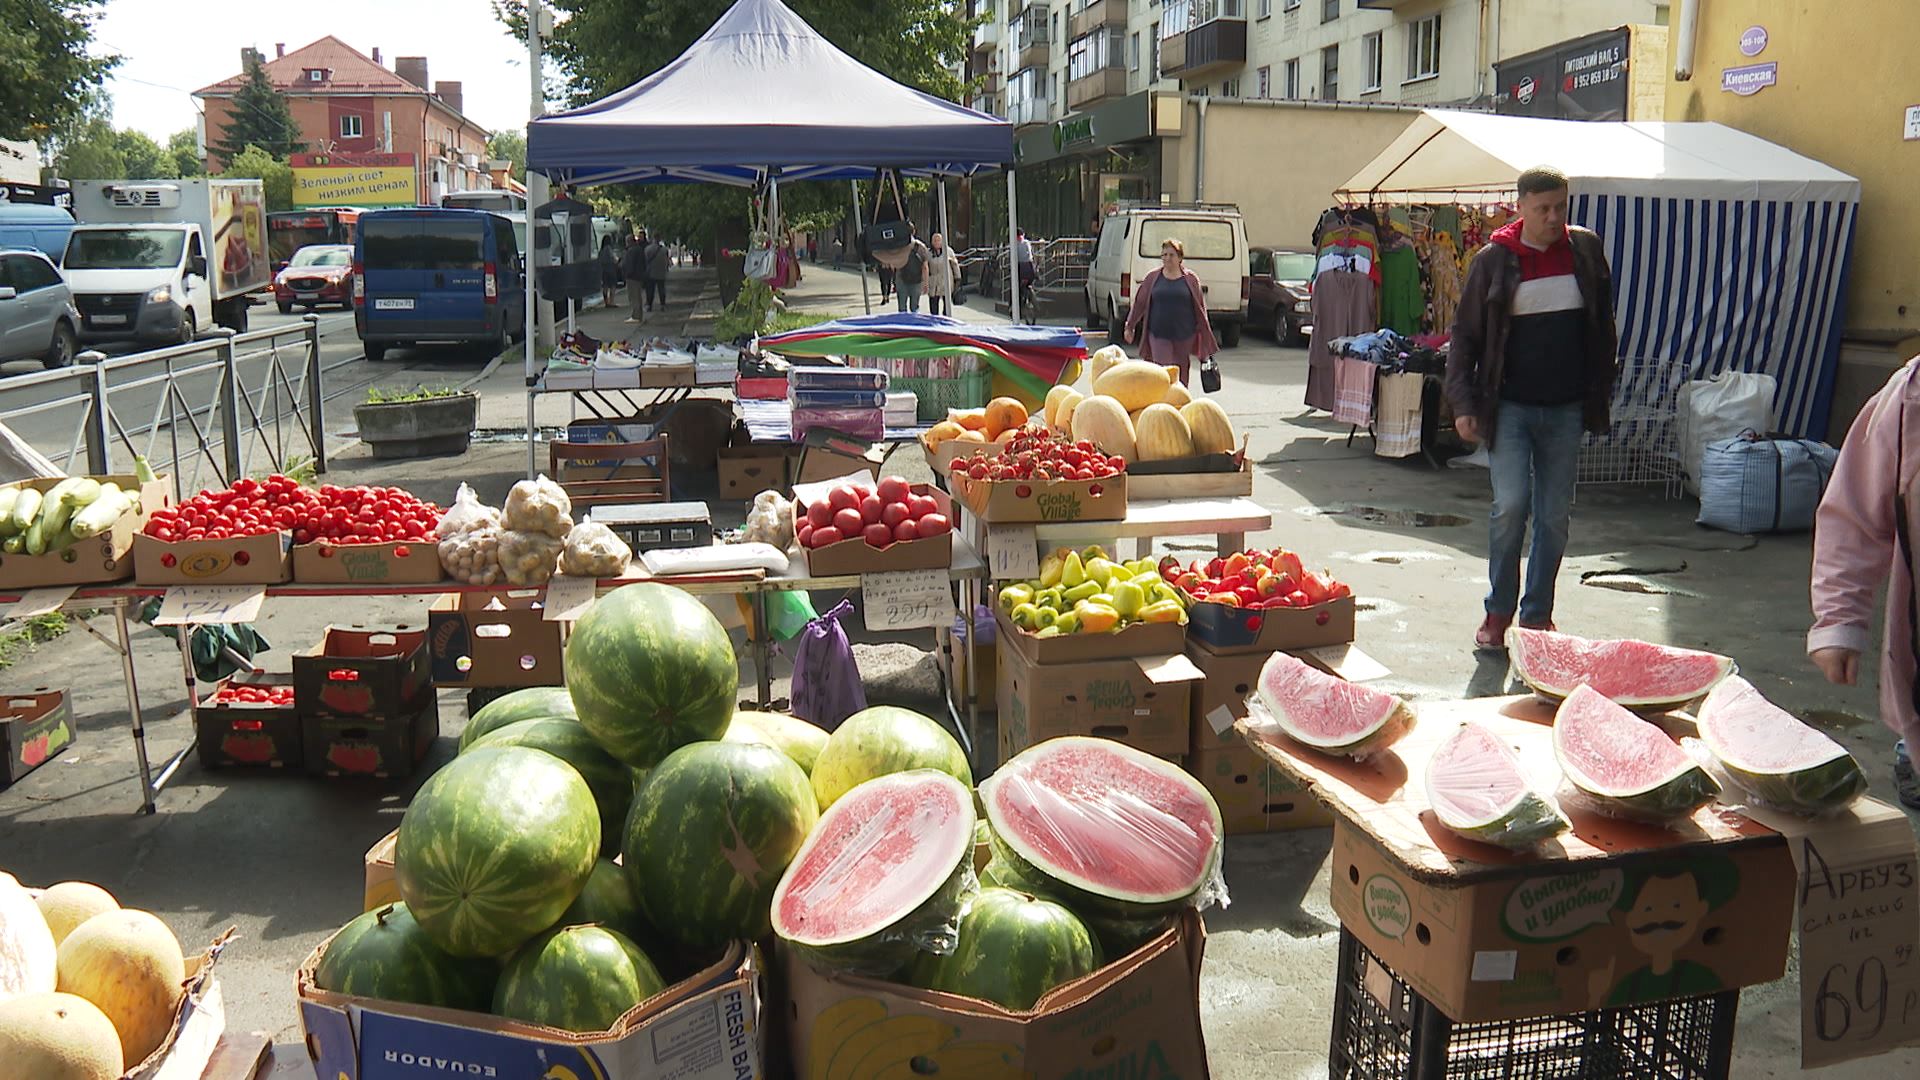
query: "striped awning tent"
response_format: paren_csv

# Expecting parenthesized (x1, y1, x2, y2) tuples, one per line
(1339, 110, 1861, 439)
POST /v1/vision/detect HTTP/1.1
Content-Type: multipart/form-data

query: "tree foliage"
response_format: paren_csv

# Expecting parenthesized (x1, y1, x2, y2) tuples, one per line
(166, 130, 206, 177)
(0, 0, 120, 142)
(486, 129, 526, 182)
(210, 56, 305, 162)
(221, 145, 294, 211)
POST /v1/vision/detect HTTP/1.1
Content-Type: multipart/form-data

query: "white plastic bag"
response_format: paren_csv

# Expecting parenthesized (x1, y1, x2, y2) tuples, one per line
(1678, 372, 1776, 496)
(502, 475, 573, 539)
(498, 529, 565, 585)
(436, 482, 500, 539)
(559, 521, 633, 578)
(640, 542, 790, 577)
(741, 489, 794, 549)
(438, 526, 503, 585)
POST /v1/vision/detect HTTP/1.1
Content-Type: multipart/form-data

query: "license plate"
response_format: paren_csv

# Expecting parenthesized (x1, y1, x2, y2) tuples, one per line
(92, 314, 127, 325)
(295, 292, 319, 300)
(373, 298, 414, 310)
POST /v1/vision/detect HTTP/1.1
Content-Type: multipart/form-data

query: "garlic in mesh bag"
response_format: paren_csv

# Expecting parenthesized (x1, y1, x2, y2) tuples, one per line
(498, 528, 565, 586)
(502, 475, 573, 539)
(559, 521, 632, 578)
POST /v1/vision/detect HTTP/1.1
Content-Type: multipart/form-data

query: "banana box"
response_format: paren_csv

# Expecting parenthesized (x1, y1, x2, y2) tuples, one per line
(782, 910, 1208, 1080)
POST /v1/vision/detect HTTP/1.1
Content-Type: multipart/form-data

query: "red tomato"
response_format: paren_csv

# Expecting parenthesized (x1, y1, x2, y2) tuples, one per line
(832, 507, 863, 536)
(892, 519, 919, 542)
(914, 513, 950, 537)
(876, 476, 911, 504)
(880, 502, 911, 528)
(907, 494, 938, 518)
(810, 525, 843, 548)
(827, 485, 860, 513)
(859, 495, 883, 526)
(862, 522, 893, 548)
(797, 523, 814, 547)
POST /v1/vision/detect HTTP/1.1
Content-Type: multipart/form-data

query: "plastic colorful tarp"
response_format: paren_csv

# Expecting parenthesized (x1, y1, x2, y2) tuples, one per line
(760, 314, 1086, 400)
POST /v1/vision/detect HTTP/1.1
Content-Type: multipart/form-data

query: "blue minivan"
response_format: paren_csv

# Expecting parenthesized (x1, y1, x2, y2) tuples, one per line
(353, 208, 524, 362)
(0, 204, 76, 262)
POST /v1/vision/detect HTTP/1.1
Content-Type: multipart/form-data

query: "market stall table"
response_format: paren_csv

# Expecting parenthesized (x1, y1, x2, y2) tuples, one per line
(524, 368, 736, 478)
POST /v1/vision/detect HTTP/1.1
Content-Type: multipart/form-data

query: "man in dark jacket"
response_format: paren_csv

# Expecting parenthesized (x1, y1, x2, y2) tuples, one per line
(1445, 166, 1618, 649)
(644, 235, 670, 310)
(621, 232, 649, 323)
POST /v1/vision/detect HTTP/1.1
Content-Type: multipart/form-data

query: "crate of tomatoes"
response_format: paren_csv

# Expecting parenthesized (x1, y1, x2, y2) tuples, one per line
(193, 671, 302, 770)
(136, 476, 444, 585)
(288, 484, 443, 584)
(948, 429, 1127, 523)
(1166, 547, 1356, 654)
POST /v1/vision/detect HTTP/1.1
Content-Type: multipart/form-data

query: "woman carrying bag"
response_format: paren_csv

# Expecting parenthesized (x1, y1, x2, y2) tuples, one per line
(1124, 238, 1219, 389)
(925, 233, 962, 316)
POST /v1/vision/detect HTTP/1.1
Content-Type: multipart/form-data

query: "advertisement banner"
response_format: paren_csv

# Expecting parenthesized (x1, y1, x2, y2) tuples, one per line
(290, 152, 418, 208)
(1495, 29, 1631, 122)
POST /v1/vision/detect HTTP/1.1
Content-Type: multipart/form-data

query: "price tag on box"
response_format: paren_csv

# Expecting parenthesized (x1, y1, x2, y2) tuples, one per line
(863, 569, 950, 631)
(987, 524, 1039, 580)
(154, 584, 267, 626)
(0, 585, 77, 622)
(543, 574, 598, 622)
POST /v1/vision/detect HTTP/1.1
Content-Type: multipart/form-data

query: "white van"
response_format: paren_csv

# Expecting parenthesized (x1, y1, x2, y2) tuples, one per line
(1086, 205, 1249, 348)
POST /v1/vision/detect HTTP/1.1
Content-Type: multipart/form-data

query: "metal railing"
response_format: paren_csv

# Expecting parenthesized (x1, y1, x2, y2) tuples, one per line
(959, 237, 1094, 301)
(0, 317, 343, 498)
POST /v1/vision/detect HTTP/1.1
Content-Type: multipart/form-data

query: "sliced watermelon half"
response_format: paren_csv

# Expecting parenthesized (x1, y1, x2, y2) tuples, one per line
(1697, 676, 1866, 814)
(1509, 627, 1734, 709)
(981, 737, 1224, 917)
(1253, 651, 1414, 758)
(1553, 685, 1719, 821)
(1424, 722, 1570, 849)
(770, 769, 975, 977)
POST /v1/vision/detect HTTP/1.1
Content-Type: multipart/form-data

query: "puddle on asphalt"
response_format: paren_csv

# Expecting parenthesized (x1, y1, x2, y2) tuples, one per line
(1297, 504, 1472, 528)
(1342, 550, 1450, 566)
(1803, 709, 1872, 731)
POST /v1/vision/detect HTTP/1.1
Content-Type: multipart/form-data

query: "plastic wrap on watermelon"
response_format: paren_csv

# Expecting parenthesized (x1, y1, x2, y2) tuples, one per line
(1423, 722, 1570, 851)
(1242, 651, 1415, 761)
(1552, 686, 1719, 824)
(1683, 676, 1867, 817)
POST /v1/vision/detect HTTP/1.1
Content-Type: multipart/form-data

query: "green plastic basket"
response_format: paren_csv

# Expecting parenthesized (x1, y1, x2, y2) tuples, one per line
(893, 370, 992, 421)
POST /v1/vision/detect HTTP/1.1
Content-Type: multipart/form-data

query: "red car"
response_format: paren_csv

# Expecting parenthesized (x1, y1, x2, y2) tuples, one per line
(273, 244, 354, 313)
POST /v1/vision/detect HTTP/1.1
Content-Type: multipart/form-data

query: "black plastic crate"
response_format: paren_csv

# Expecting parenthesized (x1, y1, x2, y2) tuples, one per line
(1329, 928, 1739, 1080)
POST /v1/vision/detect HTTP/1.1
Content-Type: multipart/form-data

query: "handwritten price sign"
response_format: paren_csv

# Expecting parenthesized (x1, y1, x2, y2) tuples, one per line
(1, 586, 77, 622)
(987, 524, 1040, 580)
(543, 574, 597, 622)
(862, 569, 950, 631)
(154, 584, 267, 626)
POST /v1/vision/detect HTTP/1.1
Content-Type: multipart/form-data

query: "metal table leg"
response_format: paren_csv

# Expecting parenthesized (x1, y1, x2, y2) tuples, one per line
(751, 590, 773, 707)
(1218, 531, 1245, 555)
(112, 600, 160, 815)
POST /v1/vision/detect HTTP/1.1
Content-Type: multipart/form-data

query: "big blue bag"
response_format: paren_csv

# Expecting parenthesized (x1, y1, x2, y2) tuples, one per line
(1696, 430, 1838, 534)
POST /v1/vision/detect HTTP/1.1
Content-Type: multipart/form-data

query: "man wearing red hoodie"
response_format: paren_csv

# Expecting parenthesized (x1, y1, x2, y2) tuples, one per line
(1446, 167, 1619, 650)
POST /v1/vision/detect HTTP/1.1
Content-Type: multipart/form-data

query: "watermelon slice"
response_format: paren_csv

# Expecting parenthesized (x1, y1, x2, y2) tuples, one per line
(1509, 627, 1734, 709)
(1424, 722, 1570, 849)
(981, 737, 1224, 916)
(1697, 676, 1866, 814)
(1253, 651, 1414, 758)
(770, 769, 976, 976)
(1553, 685, 1719, 821)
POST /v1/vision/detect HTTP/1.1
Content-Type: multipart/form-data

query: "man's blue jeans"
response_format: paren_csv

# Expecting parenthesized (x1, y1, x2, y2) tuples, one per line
(1486, 400, 1585, 624)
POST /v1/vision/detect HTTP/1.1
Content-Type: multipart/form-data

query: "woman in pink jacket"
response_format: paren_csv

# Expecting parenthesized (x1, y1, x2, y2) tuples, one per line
(1123, 238, 1219, 387)
(1809, 360, 1920, 808)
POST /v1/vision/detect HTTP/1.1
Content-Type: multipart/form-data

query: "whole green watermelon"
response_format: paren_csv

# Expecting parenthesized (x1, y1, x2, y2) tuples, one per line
(493, 924, 667, 1033)
(469, 718, 634, 856)
(907, 887, 1101, 1011)
(396, 746, 600, 957)
(460, 686, 576, 751)
(566, 584, 738, 769)
(558, 859, 669, 966)
(312, 902, 497, 1011)
(625, 741, 818, 950)
(811, 706, 974, 809)
(725, 711, 831, 775)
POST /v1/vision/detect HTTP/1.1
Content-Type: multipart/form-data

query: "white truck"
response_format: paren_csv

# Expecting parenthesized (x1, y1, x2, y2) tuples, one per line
(63, 178, 271, 344)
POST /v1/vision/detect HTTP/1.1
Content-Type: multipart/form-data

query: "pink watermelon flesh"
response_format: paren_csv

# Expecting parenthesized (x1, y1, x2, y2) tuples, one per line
(982, 737, 1221, 906)
(1426, 723, 1530, 825)
(772, 770, 973, 946)
(1553, 685, 1718, 818)
(1255, 651, 1413, 755)
(1697, 676, 1866, 812)
(1509, 628, 1733, 707)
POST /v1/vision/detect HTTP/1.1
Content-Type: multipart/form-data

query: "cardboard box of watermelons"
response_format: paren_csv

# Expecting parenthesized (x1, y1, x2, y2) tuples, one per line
(0, 472, 170, 589)
(297, 936, 766, 1079)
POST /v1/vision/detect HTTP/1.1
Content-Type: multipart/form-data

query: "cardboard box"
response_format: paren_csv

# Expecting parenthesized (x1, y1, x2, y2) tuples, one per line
(1186, 643, 1269, 753)
(0, 688, 74, 788)
(129, 932, 232, 1080)
(291, 539, 443, 584)
(929, 437, 1006, 476)
(797, 484, 955, 576)
(952, 472, 1126, 523)
(997, 643, 1202, 761)
(298, 938, 765, 1079)
(133, 529, 292, 586)
(792, 427, 886, 486)
(363, 829, 399, 912)
(0, 473, 169, 589)
(1190, 745, 1330, 833)
(293, 624, 432, 720)
(784, 910, 1208, 1080)
(717, 445, 790, 499)
(993, 604, 1185, 665)
(1186, 593, 1356, 655)
(428, 591, 565, 687)
(302, 696, 439, 780)
(192, 672, 301, 770)
(936, 617, 996, 714)
(1125, 456, 1254, 500)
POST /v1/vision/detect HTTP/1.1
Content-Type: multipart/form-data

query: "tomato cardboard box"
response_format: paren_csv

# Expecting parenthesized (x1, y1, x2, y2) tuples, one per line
(929, 437, 1006, 476)
(782, 910, 1208, 1080)
(796, 483, 955, 576)
(717, 445, 790, 499)
(362, 828, 399, 912)
(134, 529, 292, 586)
(293, 624, 432, 720)
(996, 642, 1202, 762)
(1189, 745, 1329, 834)
(298, 937, 766, 1080)
(952, 471, 1126, 523)
(0, 688, 74, 788)
(292, 538, 443, 584)
(192, 671, 301, 770)
(301, 695, 439, 780)
(993, 603, 1185, 665)
(0, 473, 169, 589)
(428, 590, 564, 687)
(1186, 593, 1355, 655)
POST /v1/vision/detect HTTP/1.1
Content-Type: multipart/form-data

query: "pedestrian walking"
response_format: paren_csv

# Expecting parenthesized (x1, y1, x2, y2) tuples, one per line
(1015, 228, 1036, 310)
(924, 232, 961, 316)
(1444, 166, 1619, 649)
(831, 237, 845, 269)
(1123, 238, 1218, 388)
(645, 233, 670, 310)
(877, 258, 894, 303)
(1807, 358, 1920, 809)
(622, 232, 650, 323)
(597, 235, 620, 310)
(894, 228, 930, 313)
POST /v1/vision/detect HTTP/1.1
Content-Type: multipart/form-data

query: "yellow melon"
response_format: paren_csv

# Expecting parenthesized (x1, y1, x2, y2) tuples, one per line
(1092, 360, 1173, 412)
(1181, 398, 1237, 455)
(955, 429, 988, 444)
(35, 884, 118, 948)
(922, 420, 965, 448)
(1088, 344, 1127, 384)
(56, 909, 185, 1066)
(1070, 396, 1136, 460)
(1163, 382, 1193, 408)
(1043, 384, 1076, 427)
(0, 871, 56, 1002)
(1135, 404, 1196, 461)
(0, 992, 123, 1079)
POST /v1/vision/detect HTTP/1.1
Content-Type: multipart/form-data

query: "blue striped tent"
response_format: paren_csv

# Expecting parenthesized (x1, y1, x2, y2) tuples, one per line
(1339, 110, 1861, 439)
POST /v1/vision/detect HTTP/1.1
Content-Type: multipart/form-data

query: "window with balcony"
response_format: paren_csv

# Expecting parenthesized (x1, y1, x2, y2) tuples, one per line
(340, 114, 363, 138)
(1069, 27, 1126, 80)
(1257, 64, 1270, 97)
(1320, 43, 1338, 98)
(1321, 0, 1337, 21)
(1406, 13, 1440, 81)
(1283, 57, 1299, 98)
(1361, 31, 1382, 92)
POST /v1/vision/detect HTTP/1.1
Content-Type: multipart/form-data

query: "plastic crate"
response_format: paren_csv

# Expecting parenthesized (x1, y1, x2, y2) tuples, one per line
(892, 370, 992, 421)
(1328, 929, 1738, 1080)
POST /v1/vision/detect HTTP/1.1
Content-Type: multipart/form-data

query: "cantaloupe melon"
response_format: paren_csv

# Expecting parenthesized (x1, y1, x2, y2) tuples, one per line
(0, 991, 123, 1079)
(1070, 396, 1136, 460)
(56, 909, 185, 1066)
(0, 872, 56, 1003)
(1093, 361, 1173, 412)
(1135, 404, 1196, 461)
(35, 884, 118, 947)
(1180, 399, 1236, 455)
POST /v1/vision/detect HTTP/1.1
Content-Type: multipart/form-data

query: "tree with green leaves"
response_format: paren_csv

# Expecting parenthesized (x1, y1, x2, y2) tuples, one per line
(221, 145, 293, 210)
(486, 130, 526, 182)
(113, 129, 173, 179)
(166, 130, 206, 177)
(0, 0, 120, 143)
(210, 56, 305, 163)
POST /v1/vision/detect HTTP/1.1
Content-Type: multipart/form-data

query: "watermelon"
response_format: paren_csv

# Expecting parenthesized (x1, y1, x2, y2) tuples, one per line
(558, 859, 669, 965)
(566, 583, 738, 769)
(1424, 722, 1570, 849)
(981, 737, 1223, 916)
(1509, 627, 1734, 709)
(1254, 651, 1414, 758)
(624, 741, 819, 950)
(395, 746, 600, 957)
(811, 706, 973, 810)
(493, 925, 666, 1034)
(459, 686, 577, 751)
(1697, 676, 1867, 814)
(469, 718, 634, 855)
(907, 887, 1100, 1011)
(772, 770, 976, 976)
(726, 710, 831, 775)
(311, 902, 496, 1012)
(1553, 685, 1719, 821)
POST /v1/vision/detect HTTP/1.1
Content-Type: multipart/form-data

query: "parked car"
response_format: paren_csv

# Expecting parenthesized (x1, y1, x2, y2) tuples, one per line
(352, 208, 525, 363)
(0, 203, 76, 263)
(274, 243, 354, 313)
(0, 248, 80, 369)
(1249, 246, 1317, 345)
(1086, 205, 1249, 348)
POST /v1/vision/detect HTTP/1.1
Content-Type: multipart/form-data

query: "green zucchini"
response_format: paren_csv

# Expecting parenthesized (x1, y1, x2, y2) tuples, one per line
(2, 535, 23, 554)
(69, 485, 130, 539)
(61, 478, 101, 508)
(10, 488, 43, 533)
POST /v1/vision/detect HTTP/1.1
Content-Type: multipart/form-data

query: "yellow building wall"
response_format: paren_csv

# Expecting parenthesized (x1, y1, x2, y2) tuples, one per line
(1627, 24, 1669, 121)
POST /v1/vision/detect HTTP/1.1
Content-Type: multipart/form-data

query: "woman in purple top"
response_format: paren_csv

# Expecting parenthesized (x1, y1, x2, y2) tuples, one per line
(1123, 238, 1219, 386)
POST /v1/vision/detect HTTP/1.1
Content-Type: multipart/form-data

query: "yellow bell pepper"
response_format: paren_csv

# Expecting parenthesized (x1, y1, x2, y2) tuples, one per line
(1075, 602, 1121, 634)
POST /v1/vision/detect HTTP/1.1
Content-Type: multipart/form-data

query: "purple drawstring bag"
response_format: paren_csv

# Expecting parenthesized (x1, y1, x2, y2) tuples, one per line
(789, 599, 866, 730)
